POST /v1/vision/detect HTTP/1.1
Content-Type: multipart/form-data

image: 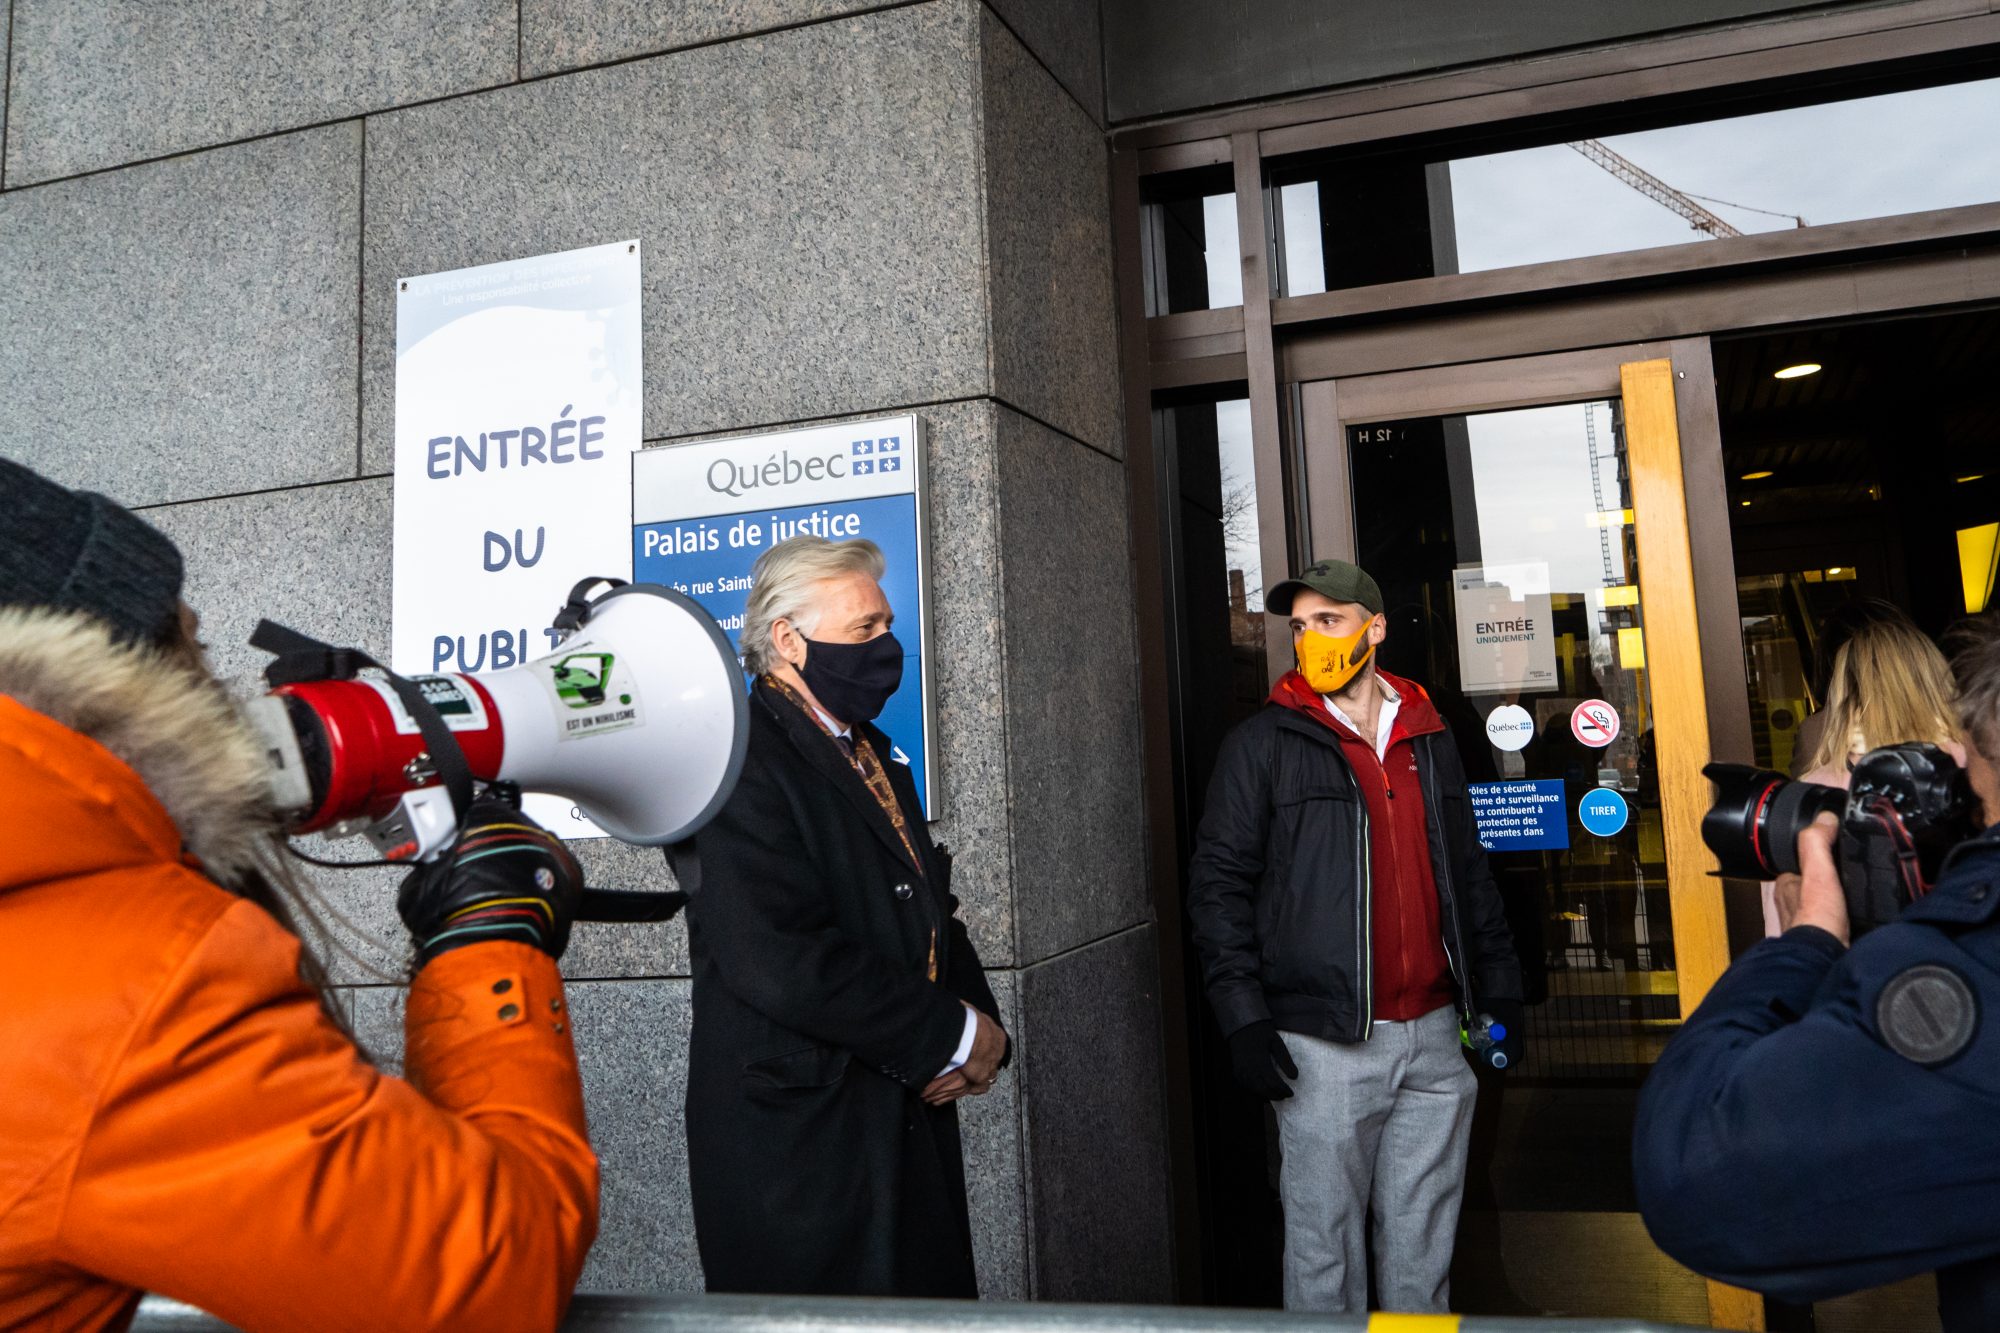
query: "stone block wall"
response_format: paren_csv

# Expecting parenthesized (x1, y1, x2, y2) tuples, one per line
(1, 0, 1166, 1302)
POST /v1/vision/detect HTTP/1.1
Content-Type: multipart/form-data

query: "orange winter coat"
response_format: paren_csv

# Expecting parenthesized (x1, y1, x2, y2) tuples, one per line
(0, 608, 598, 1333)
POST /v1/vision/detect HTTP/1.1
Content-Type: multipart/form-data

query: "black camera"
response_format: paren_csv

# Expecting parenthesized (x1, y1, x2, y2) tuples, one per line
(1702, 743, 1980, 937)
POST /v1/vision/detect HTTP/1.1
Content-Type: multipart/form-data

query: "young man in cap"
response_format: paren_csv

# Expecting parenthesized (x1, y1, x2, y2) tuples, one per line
(1187, 558, 1524, 1314)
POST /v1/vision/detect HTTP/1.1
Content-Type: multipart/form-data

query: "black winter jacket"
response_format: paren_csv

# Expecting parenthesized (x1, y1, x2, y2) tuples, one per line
(1187, 690, 1524, 1044)
(678, 680, 1002, 1297)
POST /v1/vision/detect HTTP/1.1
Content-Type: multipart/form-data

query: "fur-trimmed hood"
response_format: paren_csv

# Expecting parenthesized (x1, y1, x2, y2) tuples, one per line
(0, 605, 278, 886)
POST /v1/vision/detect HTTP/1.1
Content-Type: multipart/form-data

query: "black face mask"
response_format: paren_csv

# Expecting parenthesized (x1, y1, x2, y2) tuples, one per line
(799, 631, 904, 724)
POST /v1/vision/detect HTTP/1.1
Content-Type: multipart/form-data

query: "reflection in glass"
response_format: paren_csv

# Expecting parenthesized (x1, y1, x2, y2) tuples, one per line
(1352, 400, 1674, 1077)
(1736, 570, 1863, 774)
(1216, 400, 1262, 617)
(1277, 74, 2000, 292)
(1166, 398, 1266, 719)
(1141, 169, 1242, 314)
(1349, 397, 1689, 1316)
(1278, 159, 1457, 294)
(1162, 394, 1280, 1306)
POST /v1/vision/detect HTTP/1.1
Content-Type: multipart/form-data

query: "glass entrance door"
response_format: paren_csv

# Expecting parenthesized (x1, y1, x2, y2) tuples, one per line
(1298, 349, 1752, 1329)
(1350, 399, 1673, 1061)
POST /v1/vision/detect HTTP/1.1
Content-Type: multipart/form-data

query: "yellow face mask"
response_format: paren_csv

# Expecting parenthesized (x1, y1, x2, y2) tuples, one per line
(1295, 620, 1377, 694)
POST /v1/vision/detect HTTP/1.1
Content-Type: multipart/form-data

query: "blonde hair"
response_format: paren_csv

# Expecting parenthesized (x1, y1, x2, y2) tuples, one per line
(741, 535, 886, 675)
(1807, 616, 1962, 774)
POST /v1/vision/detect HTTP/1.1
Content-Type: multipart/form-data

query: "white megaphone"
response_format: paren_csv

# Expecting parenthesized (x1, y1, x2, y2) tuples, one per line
(246, 581, 748, 914)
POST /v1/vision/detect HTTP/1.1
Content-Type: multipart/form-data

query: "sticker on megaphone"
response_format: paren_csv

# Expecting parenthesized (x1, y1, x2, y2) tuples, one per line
(538, 643, 645, 741)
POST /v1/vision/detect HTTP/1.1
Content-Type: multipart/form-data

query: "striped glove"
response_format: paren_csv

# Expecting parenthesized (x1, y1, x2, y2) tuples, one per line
(397, 792, 584, 967)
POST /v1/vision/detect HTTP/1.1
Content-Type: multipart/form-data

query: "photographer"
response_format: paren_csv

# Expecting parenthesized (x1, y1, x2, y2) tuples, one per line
(0, 459, 597, 1332)
(1633, 612, 2000, 1330)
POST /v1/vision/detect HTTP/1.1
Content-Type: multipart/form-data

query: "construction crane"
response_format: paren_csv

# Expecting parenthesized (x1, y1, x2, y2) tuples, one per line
(1584, 403, 1617, 583)
(1568, 139, 1743, 238)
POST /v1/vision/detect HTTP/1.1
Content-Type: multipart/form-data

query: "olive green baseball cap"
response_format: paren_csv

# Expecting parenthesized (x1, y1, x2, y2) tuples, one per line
(1267, 558, 1383, 616)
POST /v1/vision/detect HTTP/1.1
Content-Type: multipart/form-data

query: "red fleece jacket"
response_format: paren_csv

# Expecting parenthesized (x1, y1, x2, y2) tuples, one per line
(1271, 668, 1455, 1022)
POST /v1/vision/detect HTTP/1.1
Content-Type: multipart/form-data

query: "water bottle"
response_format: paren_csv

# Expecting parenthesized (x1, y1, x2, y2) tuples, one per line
(1462, 1012, 1510, 1070)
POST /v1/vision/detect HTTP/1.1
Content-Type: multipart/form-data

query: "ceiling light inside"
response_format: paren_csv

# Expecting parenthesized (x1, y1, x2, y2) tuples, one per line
(1741, 470, 1774, 480)
(1958, 474, 1986, 484)
(1773, 363, 1822, 380)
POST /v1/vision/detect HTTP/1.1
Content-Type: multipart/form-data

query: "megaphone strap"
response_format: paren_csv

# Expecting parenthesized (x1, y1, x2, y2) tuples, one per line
(550, 575, 629, 636)
(250, 618, 476, 829)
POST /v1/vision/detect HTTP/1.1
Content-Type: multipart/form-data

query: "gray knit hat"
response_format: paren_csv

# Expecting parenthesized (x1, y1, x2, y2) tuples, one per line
(0, 456, 185, 646)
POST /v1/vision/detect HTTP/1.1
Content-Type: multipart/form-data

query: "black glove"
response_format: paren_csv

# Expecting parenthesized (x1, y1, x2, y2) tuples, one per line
(397, 793, 584, 968)
(1481, 998, 1527, 1072)
(1226, 1020, 1299, 1100)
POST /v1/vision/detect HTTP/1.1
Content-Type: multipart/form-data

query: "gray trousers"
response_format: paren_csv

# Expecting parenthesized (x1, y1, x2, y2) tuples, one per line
(1272, 1005, 1478, 1314)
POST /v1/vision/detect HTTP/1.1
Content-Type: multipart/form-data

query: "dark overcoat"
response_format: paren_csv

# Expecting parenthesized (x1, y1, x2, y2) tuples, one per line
(678, 679, 1002, 1296)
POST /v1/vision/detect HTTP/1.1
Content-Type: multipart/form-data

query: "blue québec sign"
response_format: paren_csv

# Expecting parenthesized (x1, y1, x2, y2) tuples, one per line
(1467, 779, 1569, 851)
(630, 416, 938, 816)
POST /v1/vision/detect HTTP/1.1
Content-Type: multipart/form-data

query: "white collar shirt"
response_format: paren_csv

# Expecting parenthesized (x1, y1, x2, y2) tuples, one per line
(1323, 674, 1401, 760)
(809, 704, 852, 743)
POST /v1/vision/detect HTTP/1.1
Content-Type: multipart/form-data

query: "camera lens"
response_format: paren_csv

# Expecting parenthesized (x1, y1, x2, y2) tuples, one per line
(1701, 763, 1846, 878)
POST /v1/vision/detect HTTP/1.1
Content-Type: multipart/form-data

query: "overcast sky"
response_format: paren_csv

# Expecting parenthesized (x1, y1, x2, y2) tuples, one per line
(1262, 75, 2000, 289)
(1449, 76, 2000, 272)
(1465, 401, 1629, 602)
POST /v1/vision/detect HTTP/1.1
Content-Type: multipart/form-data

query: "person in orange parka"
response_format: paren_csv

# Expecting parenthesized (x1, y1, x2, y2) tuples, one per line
(0, 457, 599, 1333)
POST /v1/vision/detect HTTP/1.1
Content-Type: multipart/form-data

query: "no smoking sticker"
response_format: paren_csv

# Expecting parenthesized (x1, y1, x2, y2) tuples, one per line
(1571, 699, 1620, 748)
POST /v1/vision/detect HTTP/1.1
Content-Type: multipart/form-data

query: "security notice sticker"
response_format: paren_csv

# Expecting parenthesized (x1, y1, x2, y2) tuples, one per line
(1453, 563, 1558, 696)
(1468, 779, 1569, 851)
(538, 640, 644, 741)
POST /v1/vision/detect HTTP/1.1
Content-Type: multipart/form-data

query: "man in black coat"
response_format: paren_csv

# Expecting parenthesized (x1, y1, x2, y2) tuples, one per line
(678, 534, 1007, 1296)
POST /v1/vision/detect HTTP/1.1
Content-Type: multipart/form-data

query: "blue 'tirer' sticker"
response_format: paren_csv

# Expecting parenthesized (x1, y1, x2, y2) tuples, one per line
(1578, 787, 1630, 838)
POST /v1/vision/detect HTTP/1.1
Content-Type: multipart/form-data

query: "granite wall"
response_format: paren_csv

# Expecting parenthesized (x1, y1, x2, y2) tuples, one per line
(1, 0, 1167, 1302)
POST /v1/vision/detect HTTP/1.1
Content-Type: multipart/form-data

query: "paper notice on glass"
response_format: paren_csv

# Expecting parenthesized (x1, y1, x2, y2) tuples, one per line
(1453, 563, 1558, 695)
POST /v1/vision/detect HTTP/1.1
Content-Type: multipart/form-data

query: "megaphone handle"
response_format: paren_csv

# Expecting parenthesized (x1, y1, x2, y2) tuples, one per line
(576, 887, 688, 923)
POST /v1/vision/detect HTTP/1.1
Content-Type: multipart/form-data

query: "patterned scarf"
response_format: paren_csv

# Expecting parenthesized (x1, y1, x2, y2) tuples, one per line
(763, 675, 935, 979)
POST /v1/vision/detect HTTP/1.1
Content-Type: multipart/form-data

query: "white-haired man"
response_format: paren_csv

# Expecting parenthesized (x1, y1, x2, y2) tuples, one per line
(678, 534, 1007, 1297)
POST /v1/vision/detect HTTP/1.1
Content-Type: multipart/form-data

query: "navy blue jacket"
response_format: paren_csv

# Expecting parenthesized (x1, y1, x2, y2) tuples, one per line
(1633, 824, 2000, 1329)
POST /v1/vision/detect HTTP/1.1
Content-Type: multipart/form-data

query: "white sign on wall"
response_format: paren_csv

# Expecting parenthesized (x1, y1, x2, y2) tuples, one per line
(1453, 562, 1558, 696)
(392, 239, 643, 835)
(630, 416, 940, 817)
